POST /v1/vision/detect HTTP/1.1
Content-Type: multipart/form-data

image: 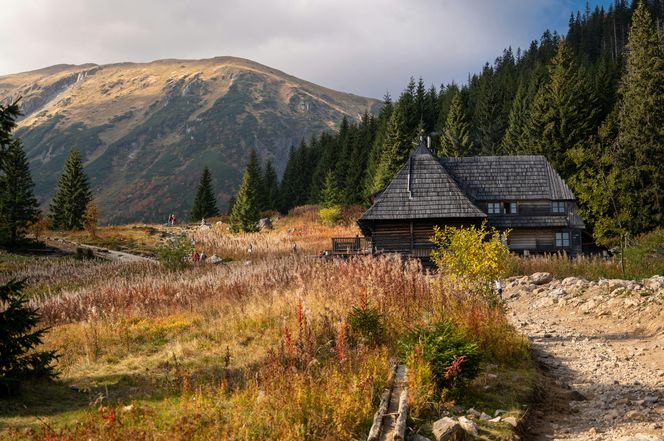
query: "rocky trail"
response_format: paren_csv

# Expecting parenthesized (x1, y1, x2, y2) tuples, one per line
(505, 273, 664, 441)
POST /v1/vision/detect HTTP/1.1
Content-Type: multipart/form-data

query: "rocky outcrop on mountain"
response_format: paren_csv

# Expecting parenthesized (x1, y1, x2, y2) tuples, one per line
(0, 57, 379, 223)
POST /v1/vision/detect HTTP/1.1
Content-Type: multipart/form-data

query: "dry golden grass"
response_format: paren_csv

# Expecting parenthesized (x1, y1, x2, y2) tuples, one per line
(192, 205, 360, 260)
(2, 211, 531, 440)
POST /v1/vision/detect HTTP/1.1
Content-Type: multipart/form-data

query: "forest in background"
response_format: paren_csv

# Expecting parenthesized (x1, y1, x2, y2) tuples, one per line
(255, 0, 664, 247)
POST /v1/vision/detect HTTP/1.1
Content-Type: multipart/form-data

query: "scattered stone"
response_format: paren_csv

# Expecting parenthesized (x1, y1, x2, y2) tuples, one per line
(198, 224, 210, 231)
(531, 272, 553, 285)
(258, 217, 273, 230)
(502, 416, 518, 427)
(569, 390, 587, 401)
(549, 288, 567, 298)
(479, 412, 492, 420)
(207, 255, 222, 264)
(643, 395, 659, 405)
(494, 409, 507, 416)
(466, 408, 480, 419)
(457, 417, 478, 436)
(432, 417, 463, 441)
(122, 404, 133, 412)
(489, 416, 502, 423)
(532, 297, 555, 308)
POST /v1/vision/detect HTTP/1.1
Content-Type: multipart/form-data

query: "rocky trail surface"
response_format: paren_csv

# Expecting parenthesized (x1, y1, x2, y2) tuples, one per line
(505, 273, 664, 441)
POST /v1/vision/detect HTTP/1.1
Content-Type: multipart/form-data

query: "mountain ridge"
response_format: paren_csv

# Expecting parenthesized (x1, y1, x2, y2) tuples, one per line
(0, 56, 380, 223)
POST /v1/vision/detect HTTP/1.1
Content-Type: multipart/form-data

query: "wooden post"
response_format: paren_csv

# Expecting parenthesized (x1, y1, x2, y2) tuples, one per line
(367, 388, 391, 441)
(392, 389, 408, 441)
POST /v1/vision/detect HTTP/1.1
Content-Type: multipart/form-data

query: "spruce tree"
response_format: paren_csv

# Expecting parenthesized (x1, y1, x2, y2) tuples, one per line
(190, 167, 219, 221)
(48, 149, 92, 230)
(320, 170, 343, 208)
(500, 83, 529, 154)
(229, 153, 262, 233)
(524, 40, 598, 177)
(372, 106, 411, 191)
(439, 93, 472, 157)
(262, 160, 279, 211)
(0, 140, 38, 244)
(1, 280, 58, 395)
(615, 1, 664, 233)
(363, 93, 393, 198)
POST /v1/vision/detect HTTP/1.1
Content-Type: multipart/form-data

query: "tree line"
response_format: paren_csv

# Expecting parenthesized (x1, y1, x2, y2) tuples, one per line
(230, 0, 664, 245)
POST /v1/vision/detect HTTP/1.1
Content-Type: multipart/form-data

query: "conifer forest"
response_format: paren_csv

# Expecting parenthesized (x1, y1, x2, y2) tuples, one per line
(270, 0, 664, 246)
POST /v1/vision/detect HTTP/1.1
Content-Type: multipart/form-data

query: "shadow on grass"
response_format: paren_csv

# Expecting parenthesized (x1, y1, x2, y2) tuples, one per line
(0, 360, 254, 430)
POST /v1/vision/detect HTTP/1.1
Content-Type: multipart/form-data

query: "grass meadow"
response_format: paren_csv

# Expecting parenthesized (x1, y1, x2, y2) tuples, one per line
(0, 207, 534, 440)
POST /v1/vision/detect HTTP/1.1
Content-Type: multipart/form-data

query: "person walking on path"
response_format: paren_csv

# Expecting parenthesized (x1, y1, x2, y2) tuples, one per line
(495, 279, 503, 298)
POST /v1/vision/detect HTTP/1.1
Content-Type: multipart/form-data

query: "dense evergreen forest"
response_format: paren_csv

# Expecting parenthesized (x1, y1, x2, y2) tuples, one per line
(237, 0, 664, 246)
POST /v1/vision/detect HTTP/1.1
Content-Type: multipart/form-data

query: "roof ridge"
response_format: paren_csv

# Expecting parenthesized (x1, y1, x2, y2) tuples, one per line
(360, 145, 486, 221)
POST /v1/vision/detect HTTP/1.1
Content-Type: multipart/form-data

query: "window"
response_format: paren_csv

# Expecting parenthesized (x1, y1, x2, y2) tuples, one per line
(509, 202, 518, 214)
(551, 201, 566, 214)
(555, 232, 570, 247)
(487, 203, 501, 214)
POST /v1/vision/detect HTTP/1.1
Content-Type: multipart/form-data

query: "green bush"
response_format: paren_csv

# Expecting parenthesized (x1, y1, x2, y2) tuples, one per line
(156, 236, 191, 271)
(348, 306, 384, 346)
(400, 321, 480, 392)
(319, 206, 342, 226)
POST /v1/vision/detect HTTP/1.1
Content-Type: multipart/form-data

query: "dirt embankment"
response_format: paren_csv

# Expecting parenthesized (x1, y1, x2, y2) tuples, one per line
(505, 273, 664, 441)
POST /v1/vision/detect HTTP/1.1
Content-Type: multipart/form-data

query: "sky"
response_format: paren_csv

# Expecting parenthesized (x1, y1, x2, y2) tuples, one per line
(1, 0, 613, 98)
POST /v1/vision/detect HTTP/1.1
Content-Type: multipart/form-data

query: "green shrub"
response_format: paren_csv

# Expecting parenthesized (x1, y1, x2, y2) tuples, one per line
(400, 321, 480, 392)
(319, 206, 342, 226)
(431, 222, 510, 296)
(348, 306, 384, 345)
(156, 236, 191, 271)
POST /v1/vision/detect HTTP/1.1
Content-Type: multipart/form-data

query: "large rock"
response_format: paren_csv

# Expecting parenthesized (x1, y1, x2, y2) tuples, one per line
(432, 417, 464, 441)
(207, 254, 223, 264)
(531, 272, 553, 285)
(643, 275, 664, 291)
(258, 218, 273, 230)
(457, 416, 478, 436)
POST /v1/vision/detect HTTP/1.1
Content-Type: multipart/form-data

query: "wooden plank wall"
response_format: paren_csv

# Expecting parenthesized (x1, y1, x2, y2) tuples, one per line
(508, 229, 554, 249)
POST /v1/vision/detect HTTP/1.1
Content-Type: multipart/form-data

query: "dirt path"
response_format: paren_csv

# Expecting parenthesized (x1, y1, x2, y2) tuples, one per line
(505, 275, 664, 441)
(44, 238, 156, 263)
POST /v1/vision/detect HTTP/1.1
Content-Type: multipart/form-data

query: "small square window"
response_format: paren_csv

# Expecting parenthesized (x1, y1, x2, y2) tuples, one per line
(510, 202, 518, 214)
(488, 203, 501, 214)
(552, 201, 566, 214)
(555, 232, 570, 247)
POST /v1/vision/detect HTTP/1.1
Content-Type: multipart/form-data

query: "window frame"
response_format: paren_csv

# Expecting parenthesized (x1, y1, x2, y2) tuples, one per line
(555, 231, 570, 247)
(551, 201, 566, 214)
(487, 202, 502, 214)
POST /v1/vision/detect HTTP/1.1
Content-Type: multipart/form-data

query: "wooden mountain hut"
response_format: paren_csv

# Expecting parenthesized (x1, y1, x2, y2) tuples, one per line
(332, 140, 586, 259)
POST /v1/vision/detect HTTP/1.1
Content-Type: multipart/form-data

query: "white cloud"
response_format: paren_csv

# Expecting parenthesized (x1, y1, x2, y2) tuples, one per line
(0, 0, 602, 97)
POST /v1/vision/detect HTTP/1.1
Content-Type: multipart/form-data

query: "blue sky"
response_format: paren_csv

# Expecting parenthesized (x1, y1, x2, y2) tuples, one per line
(0, 0, 615, 98)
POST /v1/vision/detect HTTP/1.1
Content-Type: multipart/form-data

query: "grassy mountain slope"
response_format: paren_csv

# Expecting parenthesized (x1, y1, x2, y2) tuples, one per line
(0, 57, 379, 223)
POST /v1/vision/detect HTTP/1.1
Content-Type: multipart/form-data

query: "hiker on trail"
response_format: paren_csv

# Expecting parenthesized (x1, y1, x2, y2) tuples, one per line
(201, 218, 206, 226)
(199, 251, 207, 262)
(495, 279, 503, 298)
(247, 243, 253, 255)
(291, 241, 297, 254)
(172, 214, 176, 225)
(192, 250, 200, 262)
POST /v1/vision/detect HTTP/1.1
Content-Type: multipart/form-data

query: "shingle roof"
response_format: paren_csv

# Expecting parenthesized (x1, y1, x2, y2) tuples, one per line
(440, 155, 575, 201)
(360, 143, 486, 221)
